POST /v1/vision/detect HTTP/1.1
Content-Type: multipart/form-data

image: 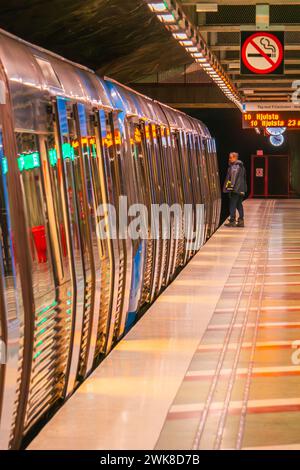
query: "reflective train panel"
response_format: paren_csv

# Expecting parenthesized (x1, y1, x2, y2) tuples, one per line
(0, 29, 221, 449)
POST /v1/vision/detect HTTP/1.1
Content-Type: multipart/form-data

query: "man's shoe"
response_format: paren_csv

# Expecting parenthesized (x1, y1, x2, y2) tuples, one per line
(237, 219, 245, 228)
(225, 220, 236, 227)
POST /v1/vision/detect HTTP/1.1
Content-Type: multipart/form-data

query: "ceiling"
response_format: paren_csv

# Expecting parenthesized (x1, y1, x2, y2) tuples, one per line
(0, 1, 297, 105)
(0, 0, 190, 82)
(179, 1, 300, 102)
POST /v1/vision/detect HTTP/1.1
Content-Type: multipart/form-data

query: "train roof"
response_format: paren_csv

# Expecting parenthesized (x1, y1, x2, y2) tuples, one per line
(0, 28, 211, 138)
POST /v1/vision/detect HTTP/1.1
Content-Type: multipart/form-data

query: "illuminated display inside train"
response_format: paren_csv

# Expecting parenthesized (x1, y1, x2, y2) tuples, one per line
(242, 112, 300, 129)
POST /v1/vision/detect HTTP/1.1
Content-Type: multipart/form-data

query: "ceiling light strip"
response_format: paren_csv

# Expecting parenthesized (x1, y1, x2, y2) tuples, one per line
(145, 0, 242, 109)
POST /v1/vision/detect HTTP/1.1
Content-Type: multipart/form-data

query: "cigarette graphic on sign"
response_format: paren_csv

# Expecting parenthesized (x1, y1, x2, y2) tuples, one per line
(241, 32, 284, 75)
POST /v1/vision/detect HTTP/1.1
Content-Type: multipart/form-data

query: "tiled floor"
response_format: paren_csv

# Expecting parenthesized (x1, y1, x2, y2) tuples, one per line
(28, 200, 300, 450)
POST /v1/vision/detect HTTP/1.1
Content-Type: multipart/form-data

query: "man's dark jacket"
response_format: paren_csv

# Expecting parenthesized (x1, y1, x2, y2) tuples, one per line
(223, 160, 247, 195)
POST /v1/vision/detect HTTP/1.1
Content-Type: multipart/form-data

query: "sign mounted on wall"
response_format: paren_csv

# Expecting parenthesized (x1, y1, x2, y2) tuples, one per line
(241, 31, 284, 75)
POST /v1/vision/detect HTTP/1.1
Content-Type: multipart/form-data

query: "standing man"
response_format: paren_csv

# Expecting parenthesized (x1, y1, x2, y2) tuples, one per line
(223, 152, 247, 227)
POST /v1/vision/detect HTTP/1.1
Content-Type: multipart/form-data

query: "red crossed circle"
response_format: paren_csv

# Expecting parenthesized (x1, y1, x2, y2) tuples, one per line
(242, 32, 284, 74)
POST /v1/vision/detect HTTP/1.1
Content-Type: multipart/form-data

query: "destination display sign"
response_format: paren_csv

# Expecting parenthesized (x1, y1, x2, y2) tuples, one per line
(242, 111, 300, 129)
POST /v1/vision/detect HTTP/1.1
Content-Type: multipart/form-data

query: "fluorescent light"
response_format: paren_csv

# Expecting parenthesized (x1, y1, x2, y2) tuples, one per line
(157, 13, 174, 22)
(191, 52, 204, 58)
(179, 40, 194, 46)
(172, 32, 188, 40)
(185, 47, 198, 53)
(148, 2, 168, 12)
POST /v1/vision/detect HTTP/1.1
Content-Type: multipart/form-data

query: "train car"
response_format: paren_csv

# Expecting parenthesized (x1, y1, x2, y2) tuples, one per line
(0, 29, 221, 449)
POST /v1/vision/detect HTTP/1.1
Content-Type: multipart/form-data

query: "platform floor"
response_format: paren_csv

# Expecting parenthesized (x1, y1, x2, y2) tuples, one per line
(29, 200, 300, 450)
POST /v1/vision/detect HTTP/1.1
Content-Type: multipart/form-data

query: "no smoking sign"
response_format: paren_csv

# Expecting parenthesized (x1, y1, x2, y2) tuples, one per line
(241, 31, 284, 75)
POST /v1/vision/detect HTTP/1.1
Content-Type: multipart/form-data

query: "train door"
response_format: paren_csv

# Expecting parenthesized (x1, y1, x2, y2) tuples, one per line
(171, 132, 185, 270)
(55, 97, 95, 391)
(86, 109, 114, 361)
(136, 122, 155, 306)
(186, 133, 205, 253)
(141, 123, 162, 301)
(199, 138, 212, 239)
(0, 115, 23, 449)
(165, 130, 182, 279)
(176, 131, 194, 264)
(125, 121, 148, 323)
(211, 139, 221, 226)
(194, 134, 209, 243)
(72, 103, 108, 373)
(158, 126, 177, 285)
(100, 111, 132, 345)
(151, 124, 169, 294)
(206, 139, 218, 234)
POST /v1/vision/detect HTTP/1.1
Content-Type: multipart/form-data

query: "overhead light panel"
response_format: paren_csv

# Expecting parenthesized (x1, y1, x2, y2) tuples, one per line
(148, 2, 168, 12)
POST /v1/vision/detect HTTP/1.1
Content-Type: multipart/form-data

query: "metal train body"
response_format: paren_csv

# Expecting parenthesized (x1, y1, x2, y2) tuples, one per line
(0, 29, 221, 449)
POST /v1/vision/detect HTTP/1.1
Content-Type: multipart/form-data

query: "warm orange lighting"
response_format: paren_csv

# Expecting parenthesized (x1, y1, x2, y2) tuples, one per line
(242, 112, 300, 129)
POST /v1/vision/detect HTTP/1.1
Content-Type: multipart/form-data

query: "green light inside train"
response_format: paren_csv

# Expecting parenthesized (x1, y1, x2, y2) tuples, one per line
(1, 157, 8, 175)
(91, 144, 97, 158)
(18, 152, 41, 171)
(48, 148, 58, 167)
(62, 142, 75, 161)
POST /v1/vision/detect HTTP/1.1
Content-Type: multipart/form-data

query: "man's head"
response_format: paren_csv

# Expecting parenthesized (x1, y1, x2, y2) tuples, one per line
(229, 152, 239, 164)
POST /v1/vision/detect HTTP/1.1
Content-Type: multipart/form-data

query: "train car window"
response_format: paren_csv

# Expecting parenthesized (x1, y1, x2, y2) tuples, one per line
(198, 138, 210, 201)
(158, 126, 172, 205)
(143, 124, 157, 204)
(102, 111, 128, 344)
(177, 132, 192, 206)
(170, 132, 184, 207)
(43, 133, 70, 281)
(193, 135, 205, 205)
(151, 125, 164, 203)
(186, 133, 198, 207)
(35, 57, 62, 90)
(15, 132, 56, 307)
(98, 113, 117, 210)
(128, 122, 150, 210)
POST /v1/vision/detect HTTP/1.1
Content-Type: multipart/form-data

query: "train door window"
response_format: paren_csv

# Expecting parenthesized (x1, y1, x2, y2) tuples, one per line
(199, 138, 210, 201)
(43, 132, 70, 280)
(144, 124, 159, 205)
(194, 135, 205, 204)
(158, 126, 172, 205)
(171, 132, 184, 207)
(151, 125, 165, 203)
(177, 131, 192, 206)
(0, 130, 18, 318)
(102, 111, 128, 342)
(15, 132, 56, 307)
(186, 133, 198, 207)
(0, 126, 22, 449)
(128, 122, 150, 210)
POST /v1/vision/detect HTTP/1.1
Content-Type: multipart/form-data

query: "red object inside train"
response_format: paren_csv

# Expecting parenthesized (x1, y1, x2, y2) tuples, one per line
(32, 225, 48, 263)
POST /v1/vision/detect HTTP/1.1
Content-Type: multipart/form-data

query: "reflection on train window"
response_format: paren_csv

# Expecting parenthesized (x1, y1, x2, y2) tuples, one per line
(45, 134, 69, 278)
(15, 132, 55, 305)
(129, 123, 149, 209)
(0, 131, 19, 322)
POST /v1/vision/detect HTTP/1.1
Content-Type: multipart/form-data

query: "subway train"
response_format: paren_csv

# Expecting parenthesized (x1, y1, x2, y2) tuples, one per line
(0, 29, 221, 449)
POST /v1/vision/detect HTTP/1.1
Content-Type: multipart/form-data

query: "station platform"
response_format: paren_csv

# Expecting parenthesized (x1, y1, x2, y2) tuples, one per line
(28, 199, 300, 451)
